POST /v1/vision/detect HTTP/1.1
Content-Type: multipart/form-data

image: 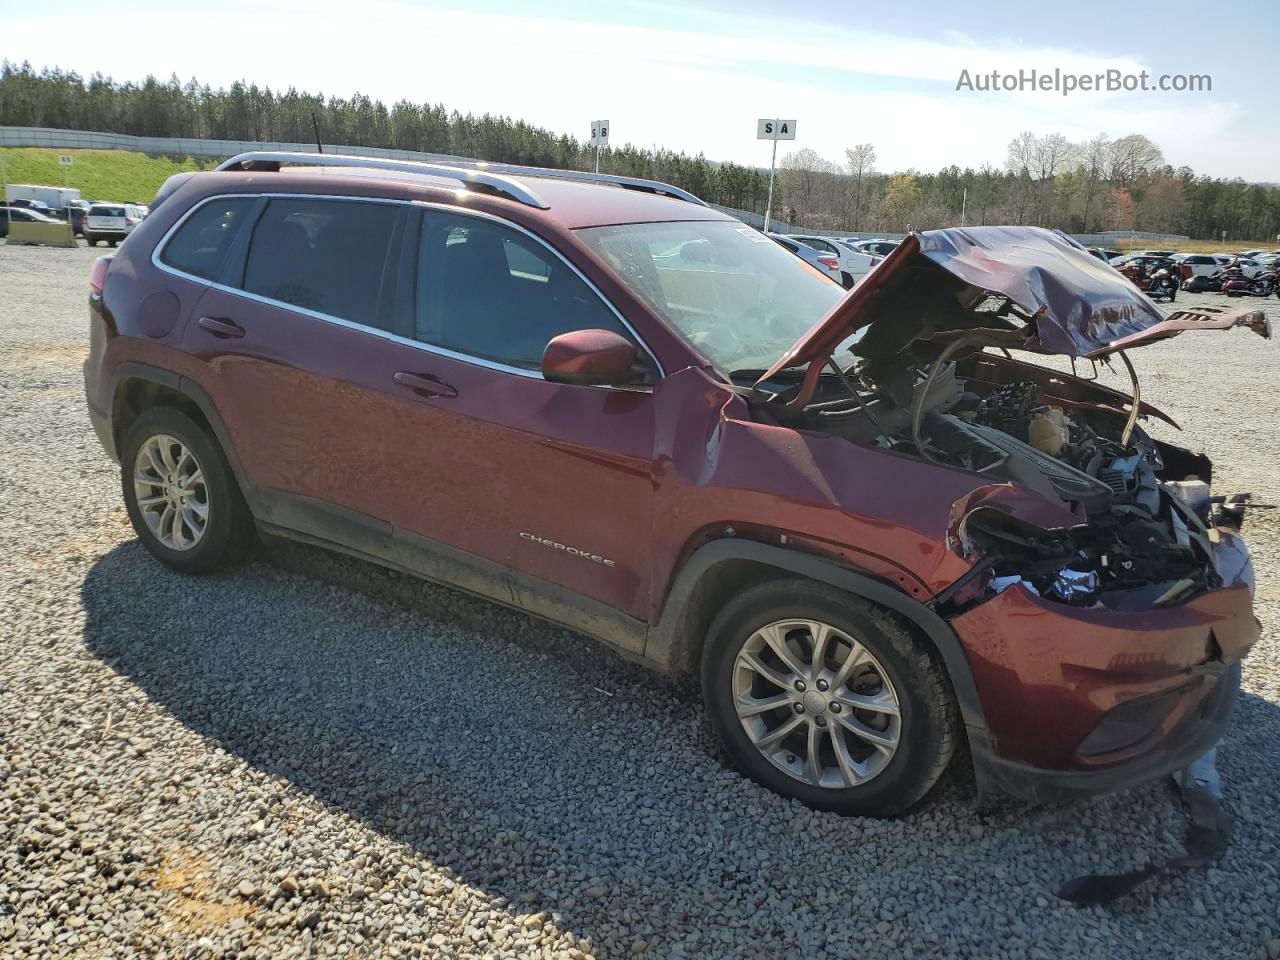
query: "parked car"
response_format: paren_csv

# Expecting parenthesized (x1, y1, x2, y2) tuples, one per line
(60, 205, 90, 236)
(768, 233, 844, 283)
(1126, 249, 1176, 259)
(8, 198, 55, 214)
(1086, 248, 1122, 262)
(84, 202, 147, 246)
(1176, 254, 1227, 285)
(1232, 257, 1268, 279)
(83, 153, 1262, 818)
(787, 235, 878, 286)
(848, 238, 899, 258)
(0, 205, 64, 238)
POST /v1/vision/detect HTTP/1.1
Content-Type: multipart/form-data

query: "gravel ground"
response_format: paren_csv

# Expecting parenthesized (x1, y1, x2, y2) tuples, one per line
(2, 243, 1279, 960)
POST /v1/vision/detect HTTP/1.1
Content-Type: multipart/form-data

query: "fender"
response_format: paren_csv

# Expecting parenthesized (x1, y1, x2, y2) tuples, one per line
(108, 362, 256, 507)
(647, 538, 987, 734)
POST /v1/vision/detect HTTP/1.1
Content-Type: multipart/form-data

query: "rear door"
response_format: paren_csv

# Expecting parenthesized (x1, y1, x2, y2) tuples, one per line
(178, 194, 429, 541)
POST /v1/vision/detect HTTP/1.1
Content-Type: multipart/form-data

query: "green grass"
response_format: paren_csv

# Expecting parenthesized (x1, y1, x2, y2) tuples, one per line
(0, 148, 219, 204)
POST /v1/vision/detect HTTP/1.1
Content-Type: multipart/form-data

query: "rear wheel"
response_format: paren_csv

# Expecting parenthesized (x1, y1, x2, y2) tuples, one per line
(701, 579, 958, 817)
(120, 407, 256, 574)
(84, 234, 97, 246)
(108, 239, 118, 247)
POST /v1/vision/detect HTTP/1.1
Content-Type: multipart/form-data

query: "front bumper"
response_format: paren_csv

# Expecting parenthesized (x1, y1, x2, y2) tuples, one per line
(969, 660, 1240, 803)
(950, 575, 1256, 803)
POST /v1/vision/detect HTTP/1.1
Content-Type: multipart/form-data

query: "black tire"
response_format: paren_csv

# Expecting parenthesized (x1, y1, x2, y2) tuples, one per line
(701, 579, 958, 817)
(108, 239, 118, 247)
(120, 407, 256, 574)
(84, 234, 96, 246)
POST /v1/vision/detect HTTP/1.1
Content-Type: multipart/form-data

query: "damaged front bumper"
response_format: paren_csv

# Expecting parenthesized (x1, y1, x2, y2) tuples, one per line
(970, 660, 1240, 804)
(952, 580, 1256, 803)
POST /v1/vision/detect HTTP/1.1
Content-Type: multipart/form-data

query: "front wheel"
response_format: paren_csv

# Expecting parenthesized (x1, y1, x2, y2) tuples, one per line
(701, 579, 958, 817)
(120, 407, 256, 574)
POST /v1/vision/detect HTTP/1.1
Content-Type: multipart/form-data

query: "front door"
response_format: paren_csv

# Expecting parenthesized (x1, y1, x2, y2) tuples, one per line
(386, 209, 659, 620)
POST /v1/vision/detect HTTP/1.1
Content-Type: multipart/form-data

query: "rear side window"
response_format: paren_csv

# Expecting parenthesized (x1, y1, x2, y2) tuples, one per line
(161, 198, 255, 282)
(415, 212, 629, 370)
(242, 198, 402, 328)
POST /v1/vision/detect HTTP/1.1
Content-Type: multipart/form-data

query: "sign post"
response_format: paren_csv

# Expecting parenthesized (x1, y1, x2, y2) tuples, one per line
(756, 119, 796, 235)
(590, 120, 610, 174)
(57, 155, 75, 242)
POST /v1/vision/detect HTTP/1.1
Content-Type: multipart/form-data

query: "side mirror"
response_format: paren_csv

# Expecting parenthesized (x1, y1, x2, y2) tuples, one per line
(542, 329, 647, 386)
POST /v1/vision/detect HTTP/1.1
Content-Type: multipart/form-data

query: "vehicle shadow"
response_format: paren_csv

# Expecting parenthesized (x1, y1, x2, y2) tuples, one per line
(77, 537, 1280, 954)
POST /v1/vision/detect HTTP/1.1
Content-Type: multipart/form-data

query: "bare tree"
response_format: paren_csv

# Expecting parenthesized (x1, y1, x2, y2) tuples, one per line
(1005, 132, 1038, 224)
(1076, 133, 1110, 231)
(1005, 131, 1036, 175)
(844, 143, 876, 231)
(780, 148, 836, 228)
(1107, 134, 1164, 186)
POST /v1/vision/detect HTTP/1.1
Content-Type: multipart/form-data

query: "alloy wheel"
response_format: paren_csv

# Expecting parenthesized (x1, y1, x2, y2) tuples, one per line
(132, 434, 209, 551)
(732, 618, 901, 789)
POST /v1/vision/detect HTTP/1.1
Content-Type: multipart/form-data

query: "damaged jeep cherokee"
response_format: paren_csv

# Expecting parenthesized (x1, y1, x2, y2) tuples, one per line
(84, 153, 1265, 817)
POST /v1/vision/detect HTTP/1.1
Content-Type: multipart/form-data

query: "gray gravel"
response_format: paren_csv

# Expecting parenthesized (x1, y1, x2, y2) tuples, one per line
(2, 243, 1279, 960)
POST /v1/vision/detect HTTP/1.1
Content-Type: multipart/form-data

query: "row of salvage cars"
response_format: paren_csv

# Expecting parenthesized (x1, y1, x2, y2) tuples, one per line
(1094, 248, 1280, 302)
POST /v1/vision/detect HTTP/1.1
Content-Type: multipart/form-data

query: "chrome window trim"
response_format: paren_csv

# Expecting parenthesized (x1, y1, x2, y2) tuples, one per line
(151, 192, 664, 385)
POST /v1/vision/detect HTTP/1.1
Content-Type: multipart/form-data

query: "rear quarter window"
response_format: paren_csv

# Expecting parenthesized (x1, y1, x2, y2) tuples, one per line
(160, 198, 256, 282)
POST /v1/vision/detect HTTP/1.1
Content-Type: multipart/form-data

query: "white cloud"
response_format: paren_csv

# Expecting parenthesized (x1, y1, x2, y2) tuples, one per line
(5, 0, 1272, 180)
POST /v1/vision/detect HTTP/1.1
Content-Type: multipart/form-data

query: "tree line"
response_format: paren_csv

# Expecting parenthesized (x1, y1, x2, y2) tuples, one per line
(2, 63, 1276, 242)
(777, 133, 1279, 242)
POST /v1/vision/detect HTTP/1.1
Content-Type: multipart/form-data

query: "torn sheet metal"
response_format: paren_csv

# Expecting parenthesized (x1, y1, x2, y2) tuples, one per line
(1057, 748, 1232, 907)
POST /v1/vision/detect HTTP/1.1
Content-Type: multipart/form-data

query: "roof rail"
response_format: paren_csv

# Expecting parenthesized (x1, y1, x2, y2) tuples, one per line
(434, 159, 708, 207)
(215, 150, 708, 208)
(215, 151, 550, 209)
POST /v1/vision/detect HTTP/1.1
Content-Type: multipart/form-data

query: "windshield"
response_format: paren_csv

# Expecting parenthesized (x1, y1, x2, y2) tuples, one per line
(576, 220, 845, 374)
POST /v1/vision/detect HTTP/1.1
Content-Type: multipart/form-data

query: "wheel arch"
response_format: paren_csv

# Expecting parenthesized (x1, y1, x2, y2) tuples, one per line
(110, 363, 252, 499)
(648, 539, 987, 734)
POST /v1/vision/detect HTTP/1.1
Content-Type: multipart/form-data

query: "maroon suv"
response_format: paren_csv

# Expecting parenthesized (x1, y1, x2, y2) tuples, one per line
(84, 152, 1264, 817)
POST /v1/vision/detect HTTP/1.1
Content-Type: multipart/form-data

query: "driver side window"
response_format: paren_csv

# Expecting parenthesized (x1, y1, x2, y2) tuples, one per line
(415, 213, 631, 370)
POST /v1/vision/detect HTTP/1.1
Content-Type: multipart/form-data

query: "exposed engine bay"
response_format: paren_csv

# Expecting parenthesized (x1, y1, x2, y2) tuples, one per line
(771, 354, 1251, 611)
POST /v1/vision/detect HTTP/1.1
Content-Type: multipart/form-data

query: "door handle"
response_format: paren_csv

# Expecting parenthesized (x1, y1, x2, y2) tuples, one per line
(393, 370, 457, 398)
(197, 316, 245, 338)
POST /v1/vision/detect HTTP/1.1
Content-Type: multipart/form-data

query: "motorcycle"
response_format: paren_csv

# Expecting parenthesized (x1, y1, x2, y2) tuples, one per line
(1183, 271, 1224, 293)
(1224, 269, 1277, 298)
(1117, 258, 1178, 302)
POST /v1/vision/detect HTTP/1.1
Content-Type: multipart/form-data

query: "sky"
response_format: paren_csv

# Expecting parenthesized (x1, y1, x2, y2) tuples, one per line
(3, 0, 1278, 181)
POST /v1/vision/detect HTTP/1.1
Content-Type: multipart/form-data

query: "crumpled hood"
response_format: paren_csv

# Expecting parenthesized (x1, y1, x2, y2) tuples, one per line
(756, 226, 1267, 387)
(914, 226, 1167, 354)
